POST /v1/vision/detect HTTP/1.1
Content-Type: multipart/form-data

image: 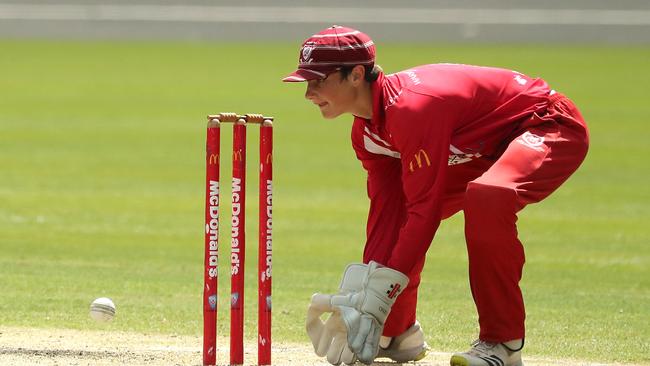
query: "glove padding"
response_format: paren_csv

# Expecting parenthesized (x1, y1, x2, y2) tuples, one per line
(306, 264, 368, 365)
(329, 261, 409, 364)
(306, 303, 355, 365)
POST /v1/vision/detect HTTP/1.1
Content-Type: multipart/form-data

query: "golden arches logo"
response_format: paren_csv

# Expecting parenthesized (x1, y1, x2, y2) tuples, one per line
(233, 150, 243, 161)
(408, 149, 431, 172)
(265, 153, 272, 164)
(208, 153, 219, 165)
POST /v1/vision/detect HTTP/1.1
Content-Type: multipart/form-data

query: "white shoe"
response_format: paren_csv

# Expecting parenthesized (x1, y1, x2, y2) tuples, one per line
(377, 321, 429, 363)
(450, 339, 524, 366)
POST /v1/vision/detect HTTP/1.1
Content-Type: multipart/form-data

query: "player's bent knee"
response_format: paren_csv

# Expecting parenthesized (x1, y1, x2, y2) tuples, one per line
(465, 181, 518, 212)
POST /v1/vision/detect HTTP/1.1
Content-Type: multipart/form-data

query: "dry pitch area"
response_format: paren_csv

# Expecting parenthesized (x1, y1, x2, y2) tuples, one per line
(0, 326, 630, 366)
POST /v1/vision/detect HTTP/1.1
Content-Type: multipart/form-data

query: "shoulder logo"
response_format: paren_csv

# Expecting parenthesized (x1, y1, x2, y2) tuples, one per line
(513, 74, 527, 85)
(405, 70, 421, 85)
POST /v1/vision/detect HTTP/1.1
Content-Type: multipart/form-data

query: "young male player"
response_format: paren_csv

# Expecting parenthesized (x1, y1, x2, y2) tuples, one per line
(284, 25, 589, 366)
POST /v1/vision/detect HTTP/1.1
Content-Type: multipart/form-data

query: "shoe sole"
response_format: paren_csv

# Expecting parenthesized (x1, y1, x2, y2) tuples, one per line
(413, 347, 428, 361)
(450, 355, 524, 366)
(379, 346, 429, 363)
(449, 355, 469, 366)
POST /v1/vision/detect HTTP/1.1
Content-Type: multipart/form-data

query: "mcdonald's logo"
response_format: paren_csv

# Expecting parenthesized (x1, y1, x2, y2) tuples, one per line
(208, 153, 219, 165)
(265, 153, 272, 164)
(233, 150, 243, 161)
(408, 149, 431, 172)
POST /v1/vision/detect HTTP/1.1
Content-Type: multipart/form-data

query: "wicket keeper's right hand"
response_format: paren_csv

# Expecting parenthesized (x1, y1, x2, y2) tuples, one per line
(328, 262, 410, 364)
(306, 263, 368, 365)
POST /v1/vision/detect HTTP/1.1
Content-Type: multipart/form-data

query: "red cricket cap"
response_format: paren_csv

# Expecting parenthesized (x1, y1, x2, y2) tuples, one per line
(283, 25, 375, 82)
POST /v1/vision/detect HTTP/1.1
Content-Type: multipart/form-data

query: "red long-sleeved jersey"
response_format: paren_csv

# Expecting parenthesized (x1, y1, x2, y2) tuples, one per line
(352, 64, 552, 273)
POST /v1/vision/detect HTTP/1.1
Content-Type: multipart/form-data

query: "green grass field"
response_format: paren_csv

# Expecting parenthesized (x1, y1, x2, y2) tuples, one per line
(0, 40, 648, 364)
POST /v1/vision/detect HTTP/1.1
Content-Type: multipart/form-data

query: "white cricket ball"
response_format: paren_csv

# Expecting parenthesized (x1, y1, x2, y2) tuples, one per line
(89, 297, 116, 322)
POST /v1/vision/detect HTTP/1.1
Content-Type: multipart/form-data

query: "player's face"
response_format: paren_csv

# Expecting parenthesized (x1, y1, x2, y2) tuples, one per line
(304, 70, 356, 119)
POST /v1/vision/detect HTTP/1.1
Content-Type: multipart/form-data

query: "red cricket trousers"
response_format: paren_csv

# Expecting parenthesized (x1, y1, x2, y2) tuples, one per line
(381, 93, 589, 340)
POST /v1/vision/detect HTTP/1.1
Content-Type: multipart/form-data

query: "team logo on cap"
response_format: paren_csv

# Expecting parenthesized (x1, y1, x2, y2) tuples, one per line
(300, 44, 315, 64)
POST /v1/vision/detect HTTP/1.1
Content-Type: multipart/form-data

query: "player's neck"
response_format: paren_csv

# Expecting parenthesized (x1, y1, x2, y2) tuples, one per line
(351, 82, 373, 120)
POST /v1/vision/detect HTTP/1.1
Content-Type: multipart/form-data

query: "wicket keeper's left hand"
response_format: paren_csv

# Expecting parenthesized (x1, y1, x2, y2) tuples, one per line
(312, 262, 409, 364)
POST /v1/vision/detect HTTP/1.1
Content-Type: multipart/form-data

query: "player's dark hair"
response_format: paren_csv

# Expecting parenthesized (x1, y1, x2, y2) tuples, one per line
(340, 65, 382, 82)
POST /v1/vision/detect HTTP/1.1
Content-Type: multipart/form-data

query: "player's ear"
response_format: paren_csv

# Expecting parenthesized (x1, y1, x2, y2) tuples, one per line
(351, 65, 365, 84)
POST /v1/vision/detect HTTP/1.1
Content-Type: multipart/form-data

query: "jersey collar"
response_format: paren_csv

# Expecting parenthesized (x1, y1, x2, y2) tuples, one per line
(355, 71, 386, 127)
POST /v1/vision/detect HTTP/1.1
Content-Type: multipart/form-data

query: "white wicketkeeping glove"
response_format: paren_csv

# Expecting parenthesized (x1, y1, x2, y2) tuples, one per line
(306, 264, 367, 365)
(329, 261, 409, 364)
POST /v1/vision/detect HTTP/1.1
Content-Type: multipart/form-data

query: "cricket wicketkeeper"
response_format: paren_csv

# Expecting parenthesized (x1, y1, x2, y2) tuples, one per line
(283, 25, 589, 366)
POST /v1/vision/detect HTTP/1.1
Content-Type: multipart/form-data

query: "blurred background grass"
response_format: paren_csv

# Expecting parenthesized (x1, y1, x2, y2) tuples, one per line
(0, 40, 648, 363)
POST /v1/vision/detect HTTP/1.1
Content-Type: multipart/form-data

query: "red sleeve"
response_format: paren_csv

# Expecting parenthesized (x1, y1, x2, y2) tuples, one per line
(385, 93, 453, 273)
(362, 154, 407, 264)
(351, 119, 407, 265)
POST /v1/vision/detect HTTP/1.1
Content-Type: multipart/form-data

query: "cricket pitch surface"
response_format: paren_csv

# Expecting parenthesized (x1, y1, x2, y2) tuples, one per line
(0, 326, 630, 365)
